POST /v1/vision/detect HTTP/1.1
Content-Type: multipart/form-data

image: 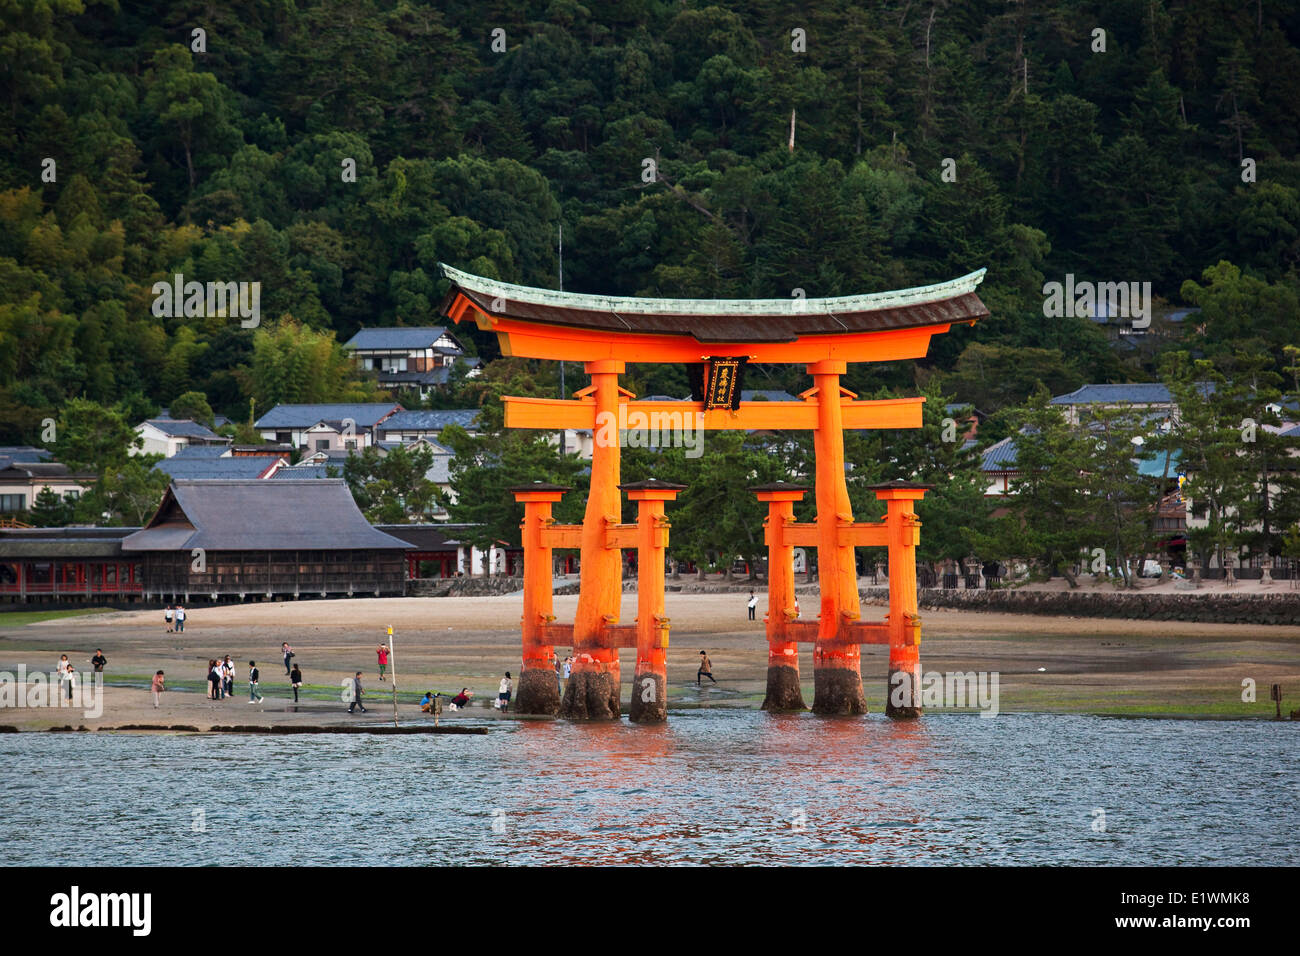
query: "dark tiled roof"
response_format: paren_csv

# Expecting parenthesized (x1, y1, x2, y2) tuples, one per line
(157, 457, 282, 480)
(123, 480, 410, 552)
(344, 327, 448, 350)
(740, 389, 797, 402)
(271, 464, 336, 479)
(0, 446, 52, 463)
(143, 418, 222, 439)
(0, 461, 93, 479)
(980, 436, 1018, 471)
(374, 524, 461, 551)
(378, 409, 481, 432)
(254, 403, 402, 429)
(378, 367, 452, 386)
(0, 526, 138, 558)
(170, 444, 231, 459)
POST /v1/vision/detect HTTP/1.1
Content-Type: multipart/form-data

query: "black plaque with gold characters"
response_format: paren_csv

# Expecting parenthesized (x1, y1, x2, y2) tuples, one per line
(702, 356, 744, 410)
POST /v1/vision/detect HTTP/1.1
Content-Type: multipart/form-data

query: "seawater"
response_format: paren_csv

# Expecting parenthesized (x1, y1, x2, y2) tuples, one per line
(2, 712, 1294, 865)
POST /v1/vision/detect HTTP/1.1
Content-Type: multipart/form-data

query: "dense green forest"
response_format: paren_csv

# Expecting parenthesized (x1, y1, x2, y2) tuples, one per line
(4, 0, 1300, 570)
(4, 0, 1300, 435)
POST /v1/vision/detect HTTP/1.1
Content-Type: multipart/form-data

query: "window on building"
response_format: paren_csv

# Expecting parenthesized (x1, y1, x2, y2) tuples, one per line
(276, 431, 291, 444)
(0, 494, 27, 512)
(345, 440, 356, 450)
(315, 440, 330, 451)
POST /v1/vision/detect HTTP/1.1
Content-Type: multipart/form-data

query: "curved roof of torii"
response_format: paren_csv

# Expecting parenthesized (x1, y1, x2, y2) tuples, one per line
(439, 263, 987, 343)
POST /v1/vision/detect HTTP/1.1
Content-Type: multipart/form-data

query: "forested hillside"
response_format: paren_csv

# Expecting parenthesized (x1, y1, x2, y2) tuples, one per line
(3, 0, 1300, 438)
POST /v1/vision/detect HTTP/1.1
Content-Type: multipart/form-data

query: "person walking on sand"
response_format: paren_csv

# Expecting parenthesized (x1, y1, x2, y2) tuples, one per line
(174, 604, 186, 633)
(222, 655, 235, 699)
(90, 649, 107, 673)
(290, 663, 303, 703)
(747, 590, 757, 620)
(152, 670, 165, 708)
(497, 672, 512, 711)
(56, 655, 70, 703)
(553, 654, 562, 694)
(208, 659, 222, 700)
(697, 650, 717, 686)
(164, 604, 174, 633)
(377, 642, 389, 681)
(348, 672, 367, 713)
(248, 661, 263, 703)
(282, 642, 294, 676)
(63, 662, 77, 702)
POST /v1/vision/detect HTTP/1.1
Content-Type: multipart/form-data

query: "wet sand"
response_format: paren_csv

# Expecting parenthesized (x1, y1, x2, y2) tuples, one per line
(2, 592, 1299, 729)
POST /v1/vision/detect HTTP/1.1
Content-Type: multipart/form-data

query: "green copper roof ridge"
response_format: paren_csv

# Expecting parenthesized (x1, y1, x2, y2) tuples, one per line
(439, 263, 986, 317)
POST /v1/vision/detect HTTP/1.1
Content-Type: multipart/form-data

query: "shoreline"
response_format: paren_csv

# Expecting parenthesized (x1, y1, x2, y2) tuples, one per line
(2, 592, 1298, 728)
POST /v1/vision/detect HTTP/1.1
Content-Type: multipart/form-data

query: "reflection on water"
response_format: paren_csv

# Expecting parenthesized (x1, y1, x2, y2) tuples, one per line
(2, 712, 1295, 865)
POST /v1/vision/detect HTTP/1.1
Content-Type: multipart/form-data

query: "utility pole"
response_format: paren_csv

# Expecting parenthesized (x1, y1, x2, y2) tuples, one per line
(558, 223, 566, 457)
(387, 625, 398, 728)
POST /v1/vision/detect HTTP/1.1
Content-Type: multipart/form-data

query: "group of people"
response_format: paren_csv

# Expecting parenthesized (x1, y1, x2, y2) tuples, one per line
(164, 604, 187, 633)
(49, 649, 114, 702)
(204, 655, 264, 703)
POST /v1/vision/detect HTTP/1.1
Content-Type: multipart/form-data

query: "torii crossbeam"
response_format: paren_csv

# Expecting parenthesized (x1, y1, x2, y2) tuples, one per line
(439, 263, 989, 721)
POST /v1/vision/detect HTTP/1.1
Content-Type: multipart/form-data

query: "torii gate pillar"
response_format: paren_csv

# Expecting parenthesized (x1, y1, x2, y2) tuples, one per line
(562, 360, 625, 720)
(624, 479, 684, 722)
(513, 484, 568, 715)
(809, 360, 868, 715)
(753, 483, 808, 711)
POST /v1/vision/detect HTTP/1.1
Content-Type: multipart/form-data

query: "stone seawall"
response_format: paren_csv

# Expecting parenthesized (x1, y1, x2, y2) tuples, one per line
(860, 587, 1300, 625)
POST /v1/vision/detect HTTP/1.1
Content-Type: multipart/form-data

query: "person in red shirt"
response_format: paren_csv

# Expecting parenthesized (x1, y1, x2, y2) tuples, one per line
(377, 643, 389, 681)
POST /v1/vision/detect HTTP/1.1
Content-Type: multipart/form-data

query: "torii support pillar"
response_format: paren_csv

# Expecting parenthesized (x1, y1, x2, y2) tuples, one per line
(753, 483, 809, 711)
(562, 359, 625, 720)
(877, 482, 928, 718)
(510, 483, 571, 715)
(809, 360, 868, 715)
(624, 479, 685, 722)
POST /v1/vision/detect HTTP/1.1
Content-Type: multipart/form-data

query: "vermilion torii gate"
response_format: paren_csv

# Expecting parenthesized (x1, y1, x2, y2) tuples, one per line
(439, 263, 988, 721)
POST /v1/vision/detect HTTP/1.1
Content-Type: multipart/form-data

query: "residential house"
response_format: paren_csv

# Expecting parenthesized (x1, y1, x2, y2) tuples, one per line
(374, 409, 480, 443)
(0, 461, 96, 517)
(1047, 384, 1182, 428)
(343, 327, 473, 398)
(254, 403, 404, 451)
(134, 418, 229, 457)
